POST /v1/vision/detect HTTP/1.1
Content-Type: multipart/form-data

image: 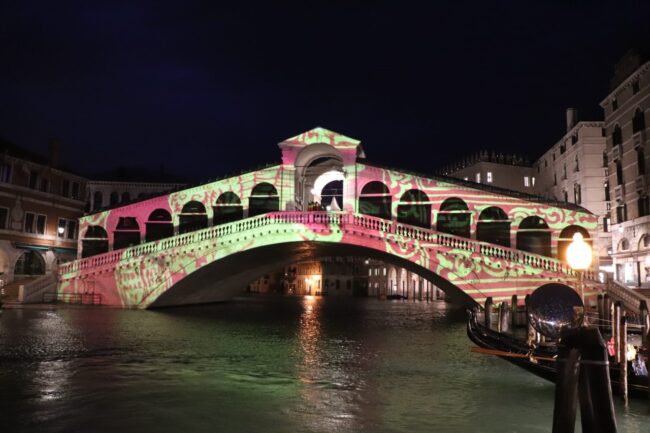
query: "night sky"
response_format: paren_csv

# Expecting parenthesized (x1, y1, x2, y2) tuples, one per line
(1, 1, 649, 182)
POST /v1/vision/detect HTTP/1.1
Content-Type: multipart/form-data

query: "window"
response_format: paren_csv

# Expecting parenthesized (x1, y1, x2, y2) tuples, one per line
(612, 125, 622, 147)
(24, 212, 46, 235)
(571, 135, 578, 145)
(28, 171, 39, 189)
(383, 267, 386, 276)
(545, 159, 548, 168)
(603, 217, 610, 233)
(612, 98, 618, 111)
(616, 160, 623, 185)
(563, 190, 568, 202)
(0, 163, 12, 183)
(62, 179, 70, 197)
(639, 196, 650, 217)
(476, 173, 481, 183)
(574, 184, 581, 204)
(0, 207, 7, 229)
(616, 204, 627, 224)
(58, 218, 77, 240)
(603, 152, 608, 168)
(638, 148, 646, 175)
(574, 155, 579, 172)
(604, 181, 610, 201)
(552, 153, 556, 161)
(633, 108, 646, 134)
(71, 182, 80, 200)
(524, 176, 530, 187)
(554, 172, 557, 186)
(633, 80, 640, 94)
(486, 172, 493, 183)
(560, 144, 566, 154)
(39, 178, 49, 193)
(531, 176, 536, 187)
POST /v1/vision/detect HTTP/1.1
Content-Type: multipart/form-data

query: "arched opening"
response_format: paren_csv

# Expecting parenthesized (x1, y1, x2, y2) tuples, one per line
(359, 181, 391, 220)
(213, 192, 244, 225)
(633, 108, 646, 133)
(93, 191, 103, 211)
(619, 238, 629, 251)
(476, 206, 510, 247)
(82, 226, 109, 258)
(294, 144, 344, 211)
(516, 216, 551, 257)
(397, 189, 431, 228)
(557, 225, 592, 262)
(320, 180, 343, 211)
(179, 201, 208, 234)
(249, 183, 279, 217)
(109, 191, 119, 206)
(113, 217, 141, 250)
(14, 250, 45, 276)
(146, 209, 174, 242)
(437, 197, 471, 238)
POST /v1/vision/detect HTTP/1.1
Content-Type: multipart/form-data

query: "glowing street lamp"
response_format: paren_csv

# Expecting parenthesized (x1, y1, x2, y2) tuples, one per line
(567, 232, 592, 302)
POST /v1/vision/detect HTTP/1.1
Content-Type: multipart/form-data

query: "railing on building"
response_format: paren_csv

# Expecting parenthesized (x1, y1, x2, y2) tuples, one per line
(59, 211, 589, 281)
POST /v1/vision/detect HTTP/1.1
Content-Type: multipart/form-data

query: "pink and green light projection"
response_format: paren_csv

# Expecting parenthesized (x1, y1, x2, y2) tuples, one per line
(59, 127, 599, 308)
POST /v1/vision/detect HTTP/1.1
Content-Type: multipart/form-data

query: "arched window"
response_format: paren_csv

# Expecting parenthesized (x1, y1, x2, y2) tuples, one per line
(516, 216, 551, 257)
(249, 183, 279, 217)
(109, 191, 119, 206)
(179, 201, 208, 234)
(612, 125, 623, 147)
(121, 191, 131, 203)
(476, 207, 510, 247)
(14, 250, 45, 276)
(633, 108, 646, 133)
(321, 180, 343, 210)
(359, 181, 391, 220)
(638, 147, 646, 175)
(619, 238, 629, 251)
(93, 191, 103, 211)
(436, 197, 471, 238)
(82, 225, 109, 258)
(213, 192, 243, 225)
(557, 225, 591, 262)
(113, 217, 141, 250)
(397, 189, 431, 228)
(146, 209, 174, 242)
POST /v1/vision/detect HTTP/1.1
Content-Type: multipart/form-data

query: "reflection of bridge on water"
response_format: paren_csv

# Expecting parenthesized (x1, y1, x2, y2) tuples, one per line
(58, 127, 599, 308)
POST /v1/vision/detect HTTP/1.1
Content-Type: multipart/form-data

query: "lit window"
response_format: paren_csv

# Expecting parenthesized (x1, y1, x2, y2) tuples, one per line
(532, 177, 536, 187)
(524, 176, 530, 187)
(463, 177, 468, 181)
(383, 267, 387, 276)
(476, 173, 481, 183)
(486, 172, 493, 183)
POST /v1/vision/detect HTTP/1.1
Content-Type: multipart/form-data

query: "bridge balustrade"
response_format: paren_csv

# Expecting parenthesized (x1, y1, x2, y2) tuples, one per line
(60, 211, 588, 280)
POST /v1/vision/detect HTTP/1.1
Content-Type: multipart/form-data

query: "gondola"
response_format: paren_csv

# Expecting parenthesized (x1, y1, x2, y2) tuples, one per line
(467, 308, 650, 398)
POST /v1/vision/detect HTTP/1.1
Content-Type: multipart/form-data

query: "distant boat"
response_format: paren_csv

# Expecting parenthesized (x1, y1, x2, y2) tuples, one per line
(386, 294, 407, 300)
(466, 309, 649, 399)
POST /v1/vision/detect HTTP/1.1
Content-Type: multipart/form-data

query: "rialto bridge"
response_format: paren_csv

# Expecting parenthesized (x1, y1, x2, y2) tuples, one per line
(57, 127, 599, 308)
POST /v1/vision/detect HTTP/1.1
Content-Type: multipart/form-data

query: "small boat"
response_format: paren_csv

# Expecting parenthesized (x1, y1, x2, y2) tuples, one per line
(467, 309, 650, 398)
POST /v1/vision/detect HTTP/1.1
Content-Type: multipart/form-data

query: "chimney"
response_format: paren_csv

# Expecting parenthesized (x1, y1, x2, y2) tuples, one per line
(48, 139, 60, 168)
(566, 108, 578, 132)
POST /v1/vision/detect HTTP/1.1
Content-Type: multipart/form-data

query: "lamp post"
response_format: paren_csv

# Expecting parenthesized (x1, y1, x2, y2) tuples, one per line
(566, 232, 593, 303)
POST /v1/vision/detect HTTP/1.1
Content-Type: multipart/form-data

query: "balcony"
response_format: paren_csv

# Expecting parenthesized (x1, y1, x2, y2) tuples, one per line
(633, 130, 646, 149)
(611, 145, 621, 161)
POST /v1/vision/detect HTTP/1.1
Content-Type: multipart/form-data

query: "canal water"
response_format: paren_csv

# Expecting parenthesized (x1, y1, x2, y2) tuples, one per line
(0, 297, 648, 433)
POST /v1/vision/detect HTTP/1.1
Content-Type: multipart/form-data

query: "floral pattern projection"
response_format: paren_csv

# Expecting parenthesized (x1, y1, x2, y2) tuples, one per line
(59, 137, 599, 309)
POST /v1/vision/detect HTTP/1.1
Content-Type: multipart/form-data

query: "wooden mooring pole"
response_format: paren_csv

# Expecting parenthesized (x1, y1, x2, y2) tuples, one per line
(511, 295, 518, 328)
(619, 312, 628, 405)
(498, 302, 509, 333)
(484, 297, 493, 329)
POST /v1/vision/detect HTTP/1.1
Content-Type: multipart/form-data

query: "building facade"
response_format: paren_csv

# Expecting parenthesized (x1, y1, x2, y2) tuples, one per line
(87, 180, 185, 212)
(532, 110, 609, 272)
(366, 259, 443, 300)
(441, 152, 535, 194)
(603, 51, 650, 286)
(0, 141, 86, 288)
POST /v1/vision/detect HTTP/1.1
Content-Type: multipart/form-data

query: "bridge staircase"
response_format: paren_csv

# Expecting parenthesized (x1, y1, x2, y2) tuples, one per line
(605, 279, 650, 316)
(58, 211, 597, 308)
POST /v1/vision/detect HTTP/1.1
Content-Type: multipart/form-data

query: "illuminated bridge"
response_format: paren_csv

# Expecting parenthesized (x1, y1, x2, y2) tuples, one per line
(58, 128, 599, 308)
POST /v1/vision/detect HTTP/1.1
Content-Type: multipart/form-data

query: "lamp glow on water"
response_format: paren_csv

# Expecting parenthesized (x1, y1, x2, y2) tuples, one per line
(567, 232, 592, 270)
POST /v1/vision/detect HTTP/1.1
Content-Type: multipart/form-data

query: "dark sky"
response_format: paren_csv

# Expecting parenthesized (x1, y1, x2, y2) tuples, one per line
(1, 1, 649, 182)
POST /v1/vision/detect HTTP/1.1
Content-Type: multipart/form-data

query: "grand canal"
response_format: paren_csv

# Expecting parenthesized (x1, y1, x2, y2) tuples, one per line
(0, 297, 647, 432)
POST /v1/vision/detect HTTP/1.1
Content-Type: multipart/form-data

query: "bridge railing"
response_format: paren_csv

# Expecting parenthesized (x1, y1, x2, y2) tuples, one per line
(605, 280, 647, 315)
(59, 211, 586, 279)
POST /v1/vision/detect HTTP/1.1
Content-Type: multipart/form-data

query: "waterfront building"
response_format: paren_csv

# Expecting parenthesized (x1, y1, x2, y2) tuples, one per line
(441, 152, 535, 194)
(532, 109, 610, 274)
(366, 259, 443, 300)
(0, 139, 86, 289)
(603, 49, 650, 286)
